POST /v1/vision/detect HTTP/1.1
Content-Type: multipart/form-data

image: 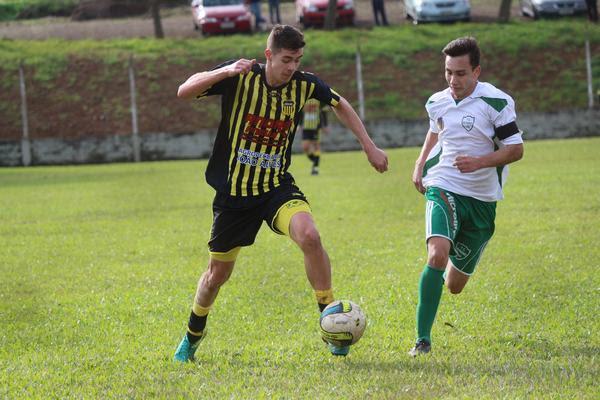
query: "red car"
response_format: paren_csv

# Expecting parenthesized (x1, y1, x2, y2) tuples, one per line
(295, 0, 355, 28)
(191, 0, 252, 35)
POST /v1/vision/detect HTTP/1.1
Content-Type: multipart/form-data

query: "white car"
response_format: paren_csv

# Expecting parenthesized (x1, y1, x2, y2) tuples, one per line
(519, 0, 587, 19)
(404, 0, 471, 23)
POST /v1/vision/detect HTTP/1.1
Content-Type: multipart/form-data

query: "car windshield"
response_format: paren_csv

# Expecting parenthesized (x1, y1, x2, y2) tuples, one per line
(203, 0, 243, 6)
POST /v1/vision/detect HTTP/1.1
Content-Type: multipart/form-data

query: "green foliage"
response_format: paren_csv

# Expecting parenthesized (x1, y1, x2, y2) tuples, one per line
(0, 0, 77, 21)
(1, 20, 597, 71)
(0, 138, 598, 398)
(0, 19, 598, 124)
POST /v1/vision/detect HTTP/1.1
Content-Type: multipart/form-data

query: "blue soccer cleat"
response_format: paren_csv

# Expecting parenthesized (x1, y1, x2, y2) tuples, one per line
(173, 331, 206, 363)
(327, 343, 350, 356)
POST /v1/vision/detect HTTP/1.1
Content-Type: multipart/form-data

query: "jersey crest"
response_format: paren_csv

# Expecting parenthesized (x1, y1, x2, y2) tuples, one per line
(461, 115, 475, 131)
(282, 98, 295, 116)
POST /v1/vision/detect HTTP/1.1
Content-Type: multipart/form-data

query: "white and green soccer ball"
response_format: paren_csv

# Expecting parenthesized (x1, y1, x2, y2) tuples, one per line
(319, 300, 366, 347)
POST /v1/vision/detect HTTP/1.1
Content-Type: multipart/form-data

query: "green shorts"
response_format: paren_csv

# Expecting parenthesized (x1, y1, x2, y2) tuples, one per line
(425, 186, 496, 275)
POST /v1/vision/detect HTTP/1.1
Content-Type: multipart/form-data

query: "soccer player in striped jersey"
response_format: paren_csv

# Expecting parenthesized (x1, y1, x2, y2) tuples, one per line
(174, 24, 388, 362)
(299, 98, 328, 175)
(409, 37, 524, 356)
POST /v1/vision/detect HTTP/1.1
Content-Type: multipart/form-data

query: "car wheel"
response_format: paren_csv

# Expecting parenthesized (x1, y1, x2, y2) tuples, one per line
(194, 22, 199, 31)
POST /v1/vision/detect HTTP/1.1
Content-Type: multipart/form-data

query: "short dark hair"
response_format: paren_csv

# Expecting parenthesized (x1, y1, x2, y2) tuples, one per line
(267, 25, 305, 53)
(442, 37, 480, 68)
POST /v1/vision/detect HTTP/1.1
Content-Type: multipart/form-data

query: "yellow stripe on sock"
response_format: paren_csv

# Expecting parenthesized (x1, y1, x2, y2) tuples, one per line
(315, 288, 334, 305)
(187, 327, 204, 337)
(192, 302, 211, 317)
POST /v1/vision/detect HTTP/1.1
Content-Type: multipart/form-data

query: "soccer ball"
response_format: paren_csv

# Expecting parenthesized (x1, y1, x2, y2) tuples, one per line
(320, 300, 366, 347)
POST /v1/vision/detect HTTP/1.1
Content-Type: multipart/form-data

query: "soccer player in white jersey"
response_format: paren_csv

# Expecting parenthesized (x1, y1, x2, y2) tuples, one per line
(409, 37, 524, 356)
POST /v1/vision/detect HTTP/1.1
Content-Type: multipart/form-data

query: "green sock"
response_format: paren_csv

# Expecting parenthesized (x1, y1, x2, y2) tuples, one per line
(416, 265, 445, 343)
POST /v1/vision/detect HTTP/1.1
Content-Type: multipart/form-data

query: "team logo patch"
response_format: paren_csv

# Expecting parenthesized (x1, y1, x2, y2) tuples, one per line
(454, 242, 471, 260)
(436, 117, 444, 131)
(461, 115, 475, 131)
(282, 99, 295, 116)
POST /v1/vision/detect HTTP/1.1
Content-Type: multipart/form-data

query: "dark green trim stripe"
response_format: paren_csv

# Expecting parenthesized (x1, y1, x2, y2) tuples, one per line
(493, 139, 504, 187)
(422, 147, 442, 178)
(480, 96, 508, 112)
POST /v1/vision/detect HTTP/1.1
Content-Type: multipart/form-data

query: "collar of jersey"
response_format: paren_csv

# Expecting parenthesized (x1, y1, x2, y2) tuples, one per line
(446, 81, 481, 104)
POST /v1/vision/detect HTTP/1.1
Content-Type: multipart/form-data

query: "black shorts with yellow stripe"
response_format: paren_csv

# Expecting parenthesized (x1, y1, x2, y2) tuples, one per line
(302, 129, 320, 141)
(208, 182, 309, 256)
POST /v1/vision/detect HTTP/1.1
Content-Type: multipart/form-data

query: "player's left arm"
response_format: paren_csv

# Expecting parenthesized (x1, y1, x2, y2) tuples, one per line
(332, 96, 388, 173)
(455, 97, 524, 173)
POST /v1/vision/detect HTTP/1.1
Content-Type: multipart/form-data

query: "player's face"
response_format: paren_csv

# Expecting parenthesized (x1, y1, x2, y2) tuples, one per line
(265, 47, 303, 86)
(445, 54, 480, 100)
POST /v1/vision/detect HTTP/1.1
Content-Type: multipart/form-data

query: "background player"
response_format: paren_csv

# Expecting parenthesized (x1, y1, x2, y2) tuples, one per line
(300, 98, 328, 175)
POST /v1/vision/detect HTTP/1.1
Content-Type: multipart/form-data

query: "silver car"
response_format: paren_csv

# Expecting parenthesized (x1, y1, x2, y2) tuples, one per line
(520, 0, 587, 19)
(404, 0, 471, 23)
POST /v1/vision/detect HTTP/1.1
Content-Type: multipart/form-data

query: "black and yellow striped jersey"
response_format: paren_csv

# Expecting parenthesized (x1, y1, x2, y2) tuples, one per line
(300, 98, 328, 131)
(199, 61, 340, 197)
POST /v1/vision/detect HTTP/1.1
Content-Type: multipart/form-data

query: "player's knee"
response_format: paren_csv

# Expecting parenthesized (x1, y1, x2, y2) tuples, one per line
(203, 262, 232, 289)
(427, 251, 448, 270)
(203, 270, 228, 289)
(295, 226, 322, 252)
(446, 282, 464, 294)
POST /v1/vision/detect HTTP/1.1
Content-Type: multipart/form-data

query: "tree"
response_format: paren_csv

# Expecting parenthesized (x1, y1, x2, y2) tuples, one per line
(324, 0, 337, 30)
(498, 0, 512, 23)
(150, 0, 164, 38)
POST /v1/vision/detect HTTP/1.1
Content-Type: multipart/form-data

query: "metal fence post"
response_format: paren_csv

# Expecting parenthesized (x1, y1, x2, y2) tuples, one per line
(19, 62, 32, 166)
(129, 54, 141, 162)
(356, 44, 365, 121)
(585, 39, 594, 109)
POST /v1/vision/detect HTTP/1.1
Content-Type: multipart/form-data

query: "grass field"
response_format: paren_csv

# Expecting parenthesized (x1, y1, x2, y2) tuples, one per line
(1, 138, 599, 398)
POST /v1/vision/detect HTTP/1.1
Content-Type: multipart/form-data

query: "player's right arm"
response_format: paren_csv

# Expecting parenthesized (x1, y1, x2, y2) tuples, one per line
(412, 130, 439, 194)
(177, 58, 256, 99)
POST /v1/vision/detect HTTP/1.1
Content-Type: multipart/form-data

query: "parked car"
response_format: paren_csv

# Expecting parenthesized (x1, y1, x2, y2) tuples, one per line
(295, 0, 355, 28)
(191, 0, 252, 35)
(519, 0, 587, 19)
(404, 0, 470, 23)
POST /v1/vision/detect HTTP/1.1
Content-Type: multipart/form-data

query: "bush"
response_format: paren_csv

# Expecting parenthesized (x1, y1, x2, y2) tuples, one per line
(0, 0, 78, 21)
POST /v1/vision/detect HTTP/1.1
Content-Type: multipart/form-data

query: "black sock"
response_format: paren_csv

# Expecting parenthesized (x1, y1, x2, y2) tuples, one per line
(187, 311, 208, 344)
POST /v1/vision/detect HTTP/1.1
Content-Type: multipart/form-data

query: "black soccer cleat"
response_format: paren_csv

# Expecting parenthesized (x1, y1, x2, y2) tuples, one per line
(408, 339, 431, 357)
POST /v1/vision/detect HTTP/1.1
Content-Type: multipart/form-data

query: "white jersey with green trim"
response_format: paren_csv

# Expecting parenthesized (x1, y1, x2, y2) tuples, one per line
(422, 82, 523, 202)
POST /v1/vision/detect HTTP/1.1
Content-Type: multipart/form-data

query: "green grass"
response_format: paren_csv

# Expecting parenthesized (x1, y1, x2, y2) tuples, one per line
(1, 138, 599, 398)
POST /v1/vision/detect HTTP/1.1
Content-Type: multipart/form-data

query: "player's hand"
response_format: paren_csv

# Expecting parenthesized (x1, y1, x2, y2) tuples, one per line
(366, 146, 388, 173)
(454, 155, 482, 173)
(227, 59, 256, 77)
(412, 163, 425, 194)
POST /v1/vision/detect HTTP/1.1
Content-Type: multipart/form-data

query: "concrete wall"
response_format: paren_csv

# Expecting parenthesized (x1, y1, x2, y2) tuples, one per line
(1, 108, 599, 166)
